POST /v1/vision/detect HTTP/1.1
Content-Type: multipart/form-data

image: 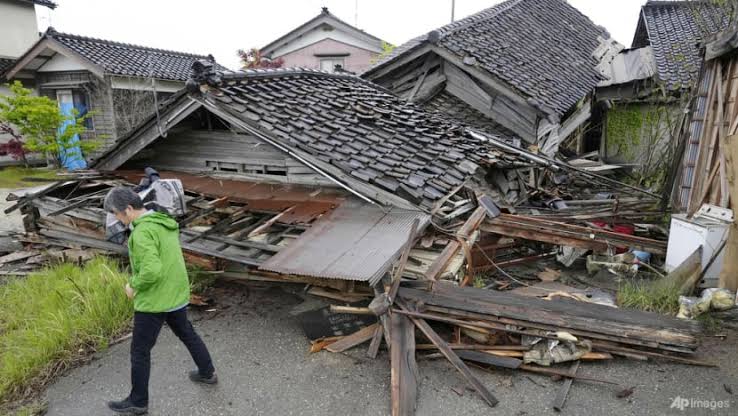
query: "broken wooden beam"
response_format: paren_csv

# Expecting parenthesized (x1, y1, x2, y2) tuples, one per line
(390, 313, 418, 416)
(325, 324, 379, 353)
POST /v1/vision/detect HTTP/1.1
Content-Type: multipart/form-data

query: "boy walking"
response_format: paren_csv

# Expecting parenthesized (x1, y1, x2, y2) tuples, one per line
(104, 187, 216, 415)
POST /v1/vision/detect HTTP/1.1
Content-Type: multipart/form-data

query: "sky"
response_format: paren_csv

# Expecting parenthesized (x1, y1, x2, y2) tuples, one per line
(35, 0, 646, 70)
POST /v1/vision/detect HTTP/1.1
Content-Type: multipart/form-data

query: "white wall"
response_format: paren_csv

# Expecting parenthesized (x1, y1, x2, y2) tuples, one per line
(270, 24, 382, 59)
(0, 1, 39, 58)
(37, 53, 87, 72)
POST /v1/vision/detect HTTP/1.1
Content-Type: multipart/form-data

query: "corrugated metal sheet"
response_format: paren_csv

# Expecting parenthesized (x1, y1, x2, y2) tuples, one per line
(677, 64, 714, 211)
(259, 199, 429, 285)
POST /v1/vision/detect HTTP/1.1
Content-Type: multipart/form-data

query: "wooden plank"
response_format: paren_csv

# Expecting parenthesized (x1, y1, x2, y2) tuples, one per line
(398, 285, 699, 350)
(719, 133, 738, 292)
(399, 301, 499, 408)
(367, 324, 384, 359)
(0, 250, 39, 265)
(552, 361, 579, 412)
(325, 324, 379, 353)
(387, 218, 421, 303)
(424, 241, 460, 280)
(390, 313, 418, 416)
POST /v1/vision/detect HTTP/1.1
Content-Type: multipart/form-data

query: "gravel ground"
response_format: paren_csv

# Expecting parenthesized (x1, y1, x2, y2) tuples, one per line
(42, 282, 738, 416)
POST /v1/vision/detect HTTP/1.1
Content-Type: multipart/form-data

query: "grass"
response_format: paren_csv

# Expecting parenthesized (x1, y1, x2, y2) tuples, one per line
(0, 166, 58, 189)
(616, 278, 681, 315)
(0, 257, 133, 407)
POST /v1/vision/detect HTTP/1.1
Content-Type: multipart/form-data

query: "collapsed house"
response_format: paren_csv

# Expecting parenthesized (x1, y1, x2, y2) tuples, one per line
(590, 0, 730, 177)
(2, 58, 710, 413)
(361, 0, 622, 154)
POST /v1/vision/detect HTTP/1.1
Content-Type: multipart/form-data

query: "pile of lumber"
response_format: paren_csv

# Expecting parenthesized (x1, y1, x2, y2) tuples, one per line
(317, 280, 705, 415)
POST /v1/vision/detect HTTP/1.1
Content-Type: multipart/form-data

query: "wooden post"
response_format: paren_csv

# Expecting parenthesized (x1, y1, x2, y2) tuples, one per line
(390, 313, 418, 416)
(719, 133, 738, 291)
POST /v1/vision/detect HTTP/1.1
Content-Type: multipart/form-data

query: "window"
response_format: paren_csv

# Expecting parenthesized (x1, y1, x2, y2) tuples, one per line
(56, 89, 93, 129)
(320, 57, 345, 73)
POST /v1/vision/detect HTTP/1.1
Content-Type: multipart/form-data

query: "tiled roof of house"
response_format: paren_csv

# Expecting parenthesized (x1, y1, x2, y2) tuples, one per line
(46, 28, 224, 81)
(364, 0, 611, 116)
(20, 0, 56, 8)
(633, 1, 729, 90)
(0, 58, 15, 78)
(422, 91, 517, 141)
(199, 68, 528, 208)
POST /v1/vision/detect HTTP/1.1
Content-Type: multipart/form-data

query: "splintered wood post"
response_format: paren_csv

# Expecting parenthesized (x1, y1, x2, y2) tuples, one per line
(398, 301, 499, 407)
(387, 218, 420, 303)
(552, 361, 580, 412)
(367, 324, 384, 359)
(391, 313, 418, 416)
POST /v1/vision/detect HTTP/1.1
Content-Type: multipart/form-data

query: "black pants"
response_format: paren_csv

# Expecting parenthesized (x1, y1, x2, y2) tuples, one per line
(129, 307, 214, 407)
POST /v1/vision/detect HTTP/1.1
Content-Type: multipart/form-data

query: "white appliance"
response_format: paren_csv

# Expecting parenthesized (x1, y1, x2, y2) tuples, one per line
(665, 205, 732, 288)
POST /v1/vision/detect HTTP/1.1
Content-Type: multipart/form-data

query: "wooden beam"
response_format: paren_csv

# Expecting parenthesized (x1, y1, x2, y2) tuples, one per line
(326, 324, 379, 353)
(390, 313, 418, 416)
(398, 301, 498, 408)
(367, 324, 384, 359)
(552, 361, 579, 412)
(388, 218, 420, 302)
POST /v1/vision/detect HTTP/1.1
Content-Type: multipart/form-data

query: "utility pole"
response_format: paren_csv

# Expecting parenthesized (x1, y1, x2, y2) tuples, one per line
(451, 0, 456, 22)
(355, 0, 359, 26)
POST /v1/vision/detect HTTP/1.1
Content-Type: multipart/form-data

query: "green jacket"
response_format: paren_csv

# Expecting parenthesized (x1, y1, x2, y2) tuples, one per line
(128, 211, 190, 313)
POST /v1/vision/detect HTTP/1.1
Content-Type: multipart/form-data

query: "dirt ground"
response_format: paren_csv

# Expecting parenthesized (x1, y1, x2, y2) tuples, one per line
(40, 282, 738, 416)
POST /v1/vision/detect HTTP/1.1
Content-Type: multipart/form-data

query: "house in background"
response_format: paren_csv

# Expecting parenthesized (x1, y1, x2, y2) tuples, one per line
(260, 7, 386, 74)
(3, 27, 225, 158)
(592, 1, 728, 180)
(361, 0, 622, 154)
(0, 0, 56, 80)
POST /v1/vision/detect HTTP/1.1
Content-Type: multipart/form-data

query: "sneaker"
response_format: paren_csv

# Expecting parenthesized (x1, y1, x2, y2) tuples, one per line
(189, 370, 218, 385)
(107, 398, 148, 414)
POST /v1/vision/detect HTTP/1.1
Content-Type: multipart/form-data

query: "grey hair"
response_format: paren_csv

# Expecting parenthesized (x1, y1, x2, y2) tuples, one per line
(103, 187, 144, 213)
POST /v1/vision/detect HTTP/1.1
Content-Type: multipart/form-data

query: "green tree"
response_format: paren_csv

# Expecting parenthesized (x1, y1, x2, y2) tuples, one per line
(0, 81, 98, 168)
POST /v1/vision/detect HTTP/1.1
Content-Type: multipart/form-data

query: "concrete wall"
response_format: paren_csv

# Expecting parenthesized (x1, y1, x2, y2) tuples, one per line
(278, 38, 379, 74)
(0, 1, 39, 58)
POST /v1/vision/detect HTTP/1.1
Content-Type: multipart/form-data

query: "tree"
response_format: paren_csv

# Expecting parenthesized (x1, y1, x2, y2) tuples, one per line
(237, 48, 284, 69)
(0, 81, 98, 169)
(370, 41, 396, 64)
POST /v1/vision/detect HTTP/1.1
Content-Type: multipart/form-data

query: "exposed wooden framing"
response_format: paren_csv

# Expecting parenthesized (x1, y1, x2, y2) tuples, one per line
(364, 44, 434, 82)
(390, 314, 419, 416)
(398, 301, 498, 408)
(406, 57, 436, 102)
(94, 96, 202, 170)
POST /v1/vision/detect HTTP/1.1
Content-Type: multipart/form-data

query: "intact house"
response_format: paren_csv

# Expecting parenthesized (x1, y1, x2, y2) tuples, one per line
(361, 0, 623, 155)
(0, 0, 56, 165)
(260, 7, 386, 74)
(591, 0, 728, 177)
(0, 0, 56, 84)
(2, 27, 226, 161)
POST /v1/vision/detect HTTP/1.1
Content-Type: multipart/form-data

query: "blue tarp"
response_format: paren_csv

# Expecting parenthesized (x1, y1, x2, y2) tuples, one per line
(58, 100, 87, 170)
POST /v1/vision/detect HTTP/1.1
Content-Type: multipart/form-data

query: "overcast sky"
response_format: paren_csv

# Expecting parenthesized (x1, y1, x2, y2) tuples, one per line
(36, 0, 646, 70)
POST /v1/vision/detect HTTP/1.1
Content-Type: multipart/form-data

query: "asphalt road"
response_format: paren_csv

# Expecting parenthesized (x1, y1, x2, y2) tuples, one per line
(42, 282, 738, 416)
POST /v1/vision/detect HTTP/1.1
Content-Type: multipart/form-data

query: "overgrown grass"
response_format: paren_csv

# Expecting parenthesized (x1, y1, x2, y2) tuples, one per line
(0, 167, 58, 189)
(188, 264, 218, 294)
(617, 279, 681, 315)
(0, 257, 133, 406)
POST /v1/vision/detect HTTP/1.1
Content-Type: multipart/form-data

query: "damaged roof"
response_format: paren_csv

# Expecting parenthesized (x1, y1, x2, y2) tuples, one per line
(96, 66, 543, 210)
(363, 0, 612, 116)
(632, 0, 729, 90)
(200, 68, 527, 209)
(422, 91, 517, 141)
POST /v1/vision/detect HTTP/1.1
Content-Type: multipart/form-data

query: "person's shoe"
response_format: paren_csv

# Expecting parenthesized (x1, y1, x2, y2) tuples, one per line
(189, 370, 218, 385)
(107, 398, 148, 414)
